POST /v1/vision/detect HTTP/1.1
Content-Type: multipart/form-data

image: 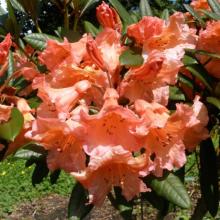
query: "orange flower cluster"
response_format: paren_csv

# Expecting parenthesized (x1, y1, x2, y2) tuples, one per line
(0, 2, 211, 206)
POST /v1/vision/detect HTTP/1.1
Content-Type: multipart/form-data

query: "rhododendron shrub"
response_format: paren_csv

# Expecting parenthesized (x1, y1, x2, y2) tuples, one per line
(0, 0, 220, 219)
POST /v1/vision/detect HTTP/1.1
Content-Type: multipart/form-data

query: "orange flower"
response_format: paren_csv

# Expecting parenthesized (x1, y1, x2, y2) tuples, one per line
(197, 21, 220, 78)
(0, 34, 12, 65)
(0, 104, 12, 123)
(96, 2, 122, 32)
(32, 76, 91, 120)
(191, 0, 212, 11)
(79, 88, 143, 154)
(72, 146, 148, 206)
(127, 16, 164, 45)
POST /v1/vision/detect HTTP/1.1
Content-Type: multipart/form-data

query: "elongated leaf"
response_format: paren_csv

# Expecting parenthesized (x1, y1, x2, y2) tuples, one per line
(178, 73, 194, 89)
(207, 0, 220, 13)
(68, 182, 93, 219)
(13, 149, 42, 160)
(80, 0, 98, 17)
(206, 97, 220, 110)
(161, 9, 169, 20)
(200, 138, 219, 217)
(185, 48, 220, 60)
(24, 33, 61, 51)
(169, 86, 186, 101)
(109, 0, 134, 25)
(139, 0, 153, 17)
(84, 20, 99, 37)
(119, 49, 144, 67)
(7, 50, 14, 77)
(0, 108, 23, 141)
(201, 9, 220, 20)
(50, 170, 61, 185)
(10, 0, 25, 13)
(183, 54, 198, 66)
(184, 4, 205, 27)
(148, 173, 191, 209)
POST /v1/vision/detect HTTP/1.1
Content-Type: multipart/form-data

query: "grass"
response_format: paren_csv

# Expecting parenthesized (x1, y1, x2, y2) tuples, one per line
(0, 157, 74, 218)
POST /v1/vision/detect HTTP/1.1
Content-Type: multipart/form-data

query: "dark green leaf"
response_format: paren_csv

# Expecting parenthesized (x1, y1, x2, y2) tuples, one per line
(183, 54, 198, 66)
(84, 21, 100, 37)
(80, 0, 98, 17)
(13, 149, 42, 160)
(184, 4, 205, 27)
(68, 182, 93, 219)
(200, 138, 219, 217)
(109, 0, 134, 25)
(7, 50, 14, 77)
(161, 9, 169, 20)
(178, 73, 194, 89)
(200, 9, 220, 20)
(0, 108, 23, 141)
(185, 48, 220, 60)
(148, 173, 191, 209)
(119, 49, 144, 67)
(206, 96, 220, 110)
(32, 158, 49, 186)
(139, 0, 153, 17)
(169, 86, 186, 101)
(24, 33, 61, 51)
(50, 170, 61, 185)
(207, 0, 220, 14)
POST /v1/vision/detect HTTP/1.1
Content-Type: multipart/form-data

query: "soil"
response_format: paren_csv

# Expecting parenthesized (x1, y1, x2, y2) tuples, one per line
(3, 182, 202, 220)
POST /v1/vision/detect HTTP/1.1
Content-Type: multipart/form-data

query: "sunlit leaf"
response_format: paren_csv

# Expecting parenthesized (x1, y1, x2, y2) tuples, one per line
(139, 0, 153, 17)
(0, 108, 23, 141)
(207, 0, 220, 14)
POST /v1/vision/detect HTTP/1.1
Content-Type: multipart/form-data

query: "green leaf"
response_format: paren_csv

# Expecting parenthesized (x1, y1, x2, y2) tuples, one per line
(119, 49, 144, 67)
(207, 0, 220, 13)
(68, 182, 93, 219)
(200, 138, 219, 217)
(206, 97, 220, 110)
(24, 33, 61, 51)
(80, 0, 98, 17)
(184, 4, 205, 27)
(200, 9, 220, 20)
(139, 0, 153, 17)
(108, 187, 133, 219)
(7, 50, 14, 77)
(178, 73, 194, 89)
(10, 0, 25, 13)
(210, 125, 220, 150)
(169, 86, 186, 101)
(148, 173, 191, 209)
(0, 108, 24, 141)
(13, 149, 42, 160)
(161, 9, 169, 20)
(183, 54, 198, 66)
(109, 0, 134, 25)
(84, 21, 99, 37)
(185, 48, 220, 60)
(50, 170, 61, 185)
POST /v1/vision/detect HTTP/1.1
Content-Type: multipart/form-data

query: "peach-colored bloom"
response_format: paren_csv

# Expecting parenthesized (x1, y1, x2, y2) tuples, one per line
(0, 104, 12, 123)
(33, 76, 91, 120)
(96, 2, 122, 32)
(0, 34, 12, 65)
(197, 21, 220, 78)
(79, 89, 143, 154)
(127, 16, 164, 45)
(169, 96, 209, 151)
(190, 0, 215, 11)
(72, 146, 148, 206)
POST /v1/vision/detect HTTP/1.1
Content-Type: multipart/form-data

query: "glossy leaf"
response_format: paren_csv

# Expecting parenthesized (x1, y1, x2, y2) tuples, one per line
(161, 9, 169, 20)
(10, 0, 25, 13)
(24, 33, 61, 51)
(13, 149, 42, 160)
(68, 182, 93, 220)
(109, 0, 134, 25)
(119, 49, 144, 66)
(207, 0, 220, 14)
(0, 108, 23, 141)
(80, 0, 98, 17)
(185, 48, 220, 60)
(206, 96, 220, 110)
(84, 20, 99, 37)
(169, 86, 186, 101)
(7, 50, 14, 77)
(201, 9, 220, 20)
(148, 173, 191, 209)
(184, 4, 205, 27)
(139, 0, 153, 17)
(200, 138, 219, 217)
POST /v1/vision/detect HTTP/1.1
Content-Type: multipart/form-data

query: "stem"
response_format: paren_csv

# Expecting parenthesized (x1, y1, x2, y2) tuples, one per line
(35, 20, 42, 33)
(64, 0, 69, 31)
(105, 71, 113, 88)
(73, 15, 79, 32)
